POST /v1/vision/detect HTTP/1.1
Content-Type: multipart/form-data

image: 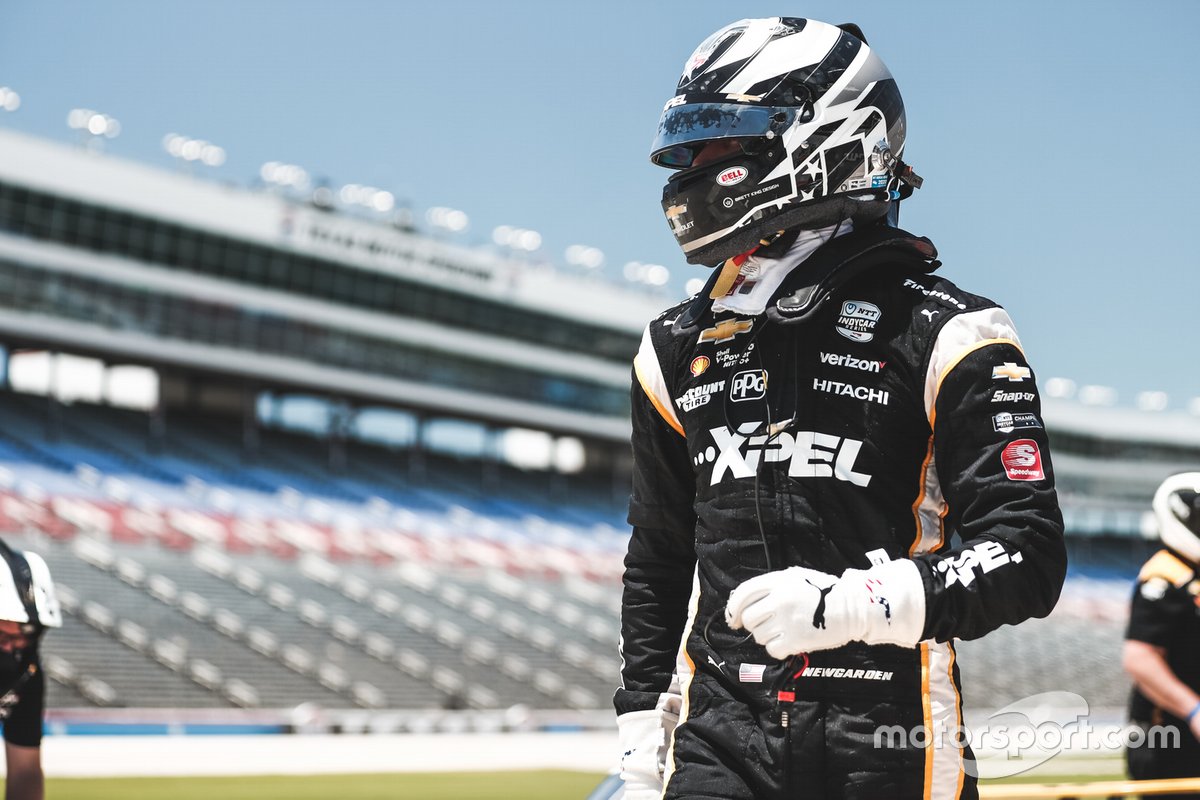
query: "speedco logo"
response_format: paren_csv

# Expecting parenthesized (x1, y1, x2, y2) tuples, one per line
(695, 421, 872, 487)
(819, 352, 885, 373)
(1001, 439, 1044, 481)
(717, 166, 748, 187)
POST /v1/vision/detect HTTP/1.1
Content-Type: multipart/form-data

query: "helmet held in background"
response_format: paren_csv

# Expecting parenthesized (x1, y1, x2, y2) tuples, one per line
(0, 543, 62, 632)
(650, 17, 921, 266)
(1154, 472, 1200, 565)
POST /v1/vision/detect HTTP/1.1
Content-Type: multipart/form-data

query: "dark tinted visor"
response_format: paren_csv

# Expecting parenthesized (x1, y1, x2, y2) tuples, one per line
(650, 103, 796, 168)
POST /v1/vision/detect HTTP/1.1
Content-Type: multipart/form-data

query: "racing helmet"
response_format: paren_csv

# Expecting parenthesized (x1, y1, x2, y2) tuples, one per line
(1155, 472, 1200, 565)
(651, 18, 920, 266)
(0, 541, 62, 633)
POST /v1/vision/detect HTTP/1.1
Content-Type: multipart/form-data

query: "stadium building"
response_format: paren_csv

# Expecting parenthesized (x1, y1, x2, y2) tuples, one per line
(0, 127, 1197, 729)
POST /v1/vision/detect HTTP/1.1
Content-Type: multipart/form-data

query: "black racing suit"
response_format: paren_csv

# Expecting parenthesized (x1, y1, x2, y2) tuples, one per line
(0, 653, 45, 748)
(616, 225, 1066, 799)
(1125, 547, 1200, 795)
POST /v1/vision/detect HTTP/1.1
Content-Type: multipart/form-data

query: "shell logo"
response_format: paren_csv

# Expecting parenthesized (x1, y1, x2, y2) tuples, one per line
(717, 166, 748, 187)
(690, 356, 711, 376)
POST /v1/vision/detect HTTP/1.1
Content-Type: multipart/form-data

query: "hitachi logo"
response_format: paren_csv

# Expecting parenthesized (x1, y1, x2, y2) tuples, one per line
(813, 378, 890, 405)
(819, 352, 885, 373)
(700, 422, 872, 487)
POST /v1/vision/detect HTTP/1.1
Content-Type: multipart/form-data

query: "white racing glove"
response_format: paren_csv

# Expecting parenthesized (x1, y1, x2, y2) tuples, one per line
(725, 560, 926, 658)
(617, 690, 681, 800)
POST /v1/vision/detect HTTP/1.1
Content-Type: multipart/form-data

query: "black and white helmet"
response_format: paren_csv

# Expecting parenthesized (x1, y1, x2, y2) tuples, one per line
(0, 542, 62, 633)
(650, 18, 920, 266)
(1155, 472, 1200, 564)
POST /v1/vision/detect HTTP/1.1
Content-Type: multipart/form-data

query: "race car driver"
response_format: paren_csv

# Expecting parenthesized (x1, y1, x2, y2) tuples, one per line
(0, 539, 62, 800)
(1124, 473, 1200, 795)
(616, 18, 1067, 799)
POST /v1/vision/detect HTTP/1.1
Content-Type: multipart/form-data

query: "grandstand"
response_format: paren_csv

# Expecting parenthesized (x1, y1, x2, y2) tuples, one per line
(0, 126, 1198, 730)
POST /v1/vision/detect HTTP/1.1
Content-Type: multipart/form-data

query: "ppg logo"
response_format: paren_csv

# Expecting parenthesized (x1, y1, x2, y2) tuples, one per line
(730, 369, 767, 402)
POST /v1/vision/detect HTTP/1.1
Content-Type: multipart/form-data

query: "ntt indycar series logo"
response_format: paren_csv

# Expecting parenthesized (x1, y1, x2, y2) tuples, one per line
(835, 301, 881, 343)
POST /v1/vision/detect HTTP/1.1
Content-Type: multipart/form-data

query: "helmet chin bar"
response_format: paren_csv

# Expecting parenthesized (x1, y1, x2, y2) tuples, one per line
(681, 193, 892, 267)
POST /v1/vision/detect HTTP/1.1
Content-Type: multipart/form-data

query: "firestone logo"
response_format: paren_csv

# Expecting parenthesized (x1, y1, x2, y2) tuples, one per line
(694, 421, 872, 487)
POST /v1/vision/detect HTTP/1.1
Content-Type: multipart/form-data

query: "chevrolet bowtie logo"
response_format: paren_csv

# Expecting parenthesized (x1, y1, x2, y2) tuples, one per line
(699, 319, 754, 344)
(992, 362, 1032, 382)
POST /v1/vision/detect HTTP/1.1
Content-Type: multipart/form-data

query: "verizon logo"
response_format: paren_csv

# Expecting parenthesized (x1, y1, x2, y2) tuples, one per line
(819, 352, 885, 373)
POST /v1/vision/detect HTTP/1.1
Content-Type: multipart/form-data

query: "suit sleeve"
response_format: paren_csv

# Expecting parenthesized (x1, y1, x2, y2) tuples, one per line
(614, 330, 697, 716)
(912, 308, 1067, 642)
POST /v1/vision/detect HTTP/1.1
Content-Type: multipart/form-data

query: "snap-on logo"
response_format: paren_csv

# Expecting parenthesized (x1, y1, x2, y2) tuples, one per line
(717, 166, 748, 187)
(1001, 439, 1044, 481)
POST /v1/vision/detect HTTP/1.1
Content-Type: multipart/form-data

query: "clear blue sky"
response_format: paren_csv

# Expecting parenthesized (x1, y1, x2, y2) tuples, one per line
(2, 1, 1197, 407)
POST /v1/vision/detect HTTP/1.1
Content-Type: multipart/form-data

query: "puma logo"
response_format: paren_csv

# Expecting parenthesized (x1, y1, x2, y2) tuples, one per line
(866, 577, 892, 623)
(806, 579, 834, 629)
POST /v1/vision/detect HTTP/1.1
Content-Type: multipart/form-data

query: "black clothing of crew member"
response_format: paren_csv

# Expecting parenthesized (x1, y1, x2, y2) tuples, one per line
(1126, 547, 1200, 789)
(0, 664, 44, 748)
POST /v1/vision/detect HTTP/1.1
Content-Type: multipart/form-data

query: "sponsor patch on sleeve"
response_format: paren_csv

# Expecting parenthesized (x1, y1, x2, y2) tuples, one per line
(992, 411, 1043, 433)
(1001, 439, 1045, 481)
(991, 362, 1032, 382)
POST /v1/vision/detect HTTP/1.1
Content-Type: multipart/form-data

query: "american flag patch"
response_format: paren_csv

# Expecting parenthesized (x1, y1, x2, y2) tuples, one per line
(738, 663, 766, 683)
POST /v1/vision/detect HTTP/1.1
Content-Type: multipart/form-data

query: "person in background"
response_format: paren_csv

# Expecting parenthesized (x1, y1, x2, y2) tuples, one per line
(0, 540, 62, 800)
(1124, 472, 1200, 796)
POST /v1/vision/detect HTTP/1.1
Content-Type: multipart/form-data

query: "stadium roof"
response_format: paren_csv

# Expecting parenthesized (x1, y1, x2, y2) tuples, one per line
(1043, 398, 1200, 447)
(0, 128, 665, 334)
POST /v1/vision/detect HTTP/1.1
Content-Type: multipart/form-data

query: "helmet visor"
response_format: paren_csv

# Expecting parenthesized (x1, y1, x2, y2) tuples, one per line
(650, 102, 796, 168)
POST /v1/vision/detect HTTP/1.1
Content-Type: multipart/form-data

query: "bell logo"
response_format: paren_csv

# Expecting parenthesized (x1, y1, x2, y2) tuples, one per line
(1001, 439, 1044, 481)
(702, 422, 872, 487)
(717, 166, 748, 187)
